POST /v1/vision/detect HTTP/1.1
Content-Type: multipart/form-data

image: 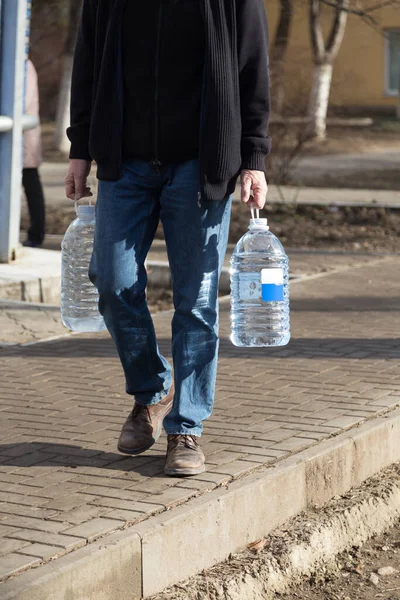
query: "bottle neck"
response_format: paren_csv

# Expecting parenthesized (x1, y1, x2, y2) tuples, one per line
(76, 206, 95, 221)
(248, 218, 269, 232)
(248, 225, 269, 232)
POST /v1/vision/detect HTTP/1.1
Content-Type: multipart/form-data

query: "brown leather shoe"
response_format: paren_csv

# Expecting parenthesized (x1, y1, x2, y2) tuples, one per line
(117, 384, 174, 455)
(164, 434, 205, 476)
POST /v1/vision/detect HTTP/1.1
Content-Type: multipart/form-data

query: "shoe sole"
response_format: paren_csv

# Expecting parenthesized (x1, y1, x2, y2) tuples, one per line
(117, 439, 156, 456)
(164, 465, 206, 477)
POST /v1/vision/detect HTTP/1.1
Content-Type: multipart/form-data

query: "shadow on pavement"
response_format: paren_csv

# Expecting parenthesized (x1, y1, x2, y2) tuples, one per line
(0, 442, 168, 475)
(291, 296, 400, 312)
(0, 335, 399, 359)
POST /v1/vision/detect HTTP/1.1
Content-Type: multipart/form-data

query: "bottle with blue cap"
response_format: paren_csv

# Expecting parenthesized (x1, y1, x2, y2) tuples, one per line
(230, 208, 290, 347)
(61, 203, 106, 333)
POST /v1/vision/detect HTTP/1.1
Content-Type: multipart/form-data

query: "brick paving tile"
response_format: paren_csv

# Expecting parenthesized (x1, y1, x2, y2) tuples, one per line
(16, 543, 67, 560)
(128, 476, 187, 496)
(0, 503, 57, 520)
(44, 493, 99, 512)
(270, 437, 316, 452)
(5, 530, 86, 550)
(28, 482, 90, 499)
(67, 474, 139, 489)
(0, 492, 50, 508)
(0, 515, 68, 534)
(245, 420, 288, 433)
(211, 460, 262, 478)
(174, 479, 218, 493)
(206, 450, 246, 466)
(0, 523, 22, 537)
(254, 428, 302, 443)
(149, 486, 200, 508)
(0, 553, 41, 579)
(189, 472, 232, 485)
(22, 472, 74, 487)
(104, 508, 145, 522)
(296, 431, 327, 441)
(63, 517, 124, 542)
(323, 415, 365, 428)
(224, 445, 288, 458)
(0, 538, 31, 557)
(89, 497, 165, 514)
(51, 504, 111, 526)
(310, 407, 350, 420)
(77, 486, 145, 502)
(368, 396, 400, 408)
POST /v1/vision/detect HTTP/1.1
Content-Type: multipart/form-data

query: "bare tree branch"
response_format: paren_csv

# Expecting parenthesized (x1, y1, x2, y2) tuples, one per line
(309, 0, 326, 61)
(326, 0, 349, 59)
(319, 0, 400, 23)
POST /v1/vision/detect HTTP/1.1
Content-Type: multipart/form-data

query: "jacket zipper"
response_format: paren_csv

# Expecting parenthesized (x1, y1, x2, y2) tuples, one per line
(150, 2, 164, 174)
(198, 0, 207, 201)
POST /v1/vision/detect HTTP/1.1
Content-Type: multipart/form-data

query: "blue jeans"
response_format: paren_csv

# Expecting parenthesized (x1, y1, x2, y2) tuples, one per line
(89, 159, 232, 436)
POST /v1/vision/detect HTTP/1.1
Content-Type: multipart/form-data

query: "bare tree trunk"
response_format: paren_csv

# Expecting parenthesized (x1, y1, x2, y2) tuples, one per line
(54, 0, 81, 153)
(308, 64, 333, 138)
(270, 0, 293, 115)
(307, 0, 349, 139)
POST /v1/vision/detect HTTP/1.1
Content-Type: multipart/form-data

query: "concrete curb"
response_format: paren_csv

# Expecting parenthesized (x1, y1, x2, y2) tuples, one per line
(150, 464, 400, 600)
(0, 257, 304, 302)
(2, 408, 400, 599)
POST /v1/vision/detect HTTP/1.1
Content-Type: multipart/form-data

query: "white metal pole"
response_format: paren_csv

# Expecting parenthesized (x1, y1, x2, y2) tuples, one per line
(0, 0, 28, 263)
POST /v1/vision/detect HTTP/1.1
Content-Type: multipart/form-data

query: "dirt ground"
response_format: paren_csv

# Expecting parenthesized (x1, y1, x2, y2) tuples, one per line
(20, 202, 400, 254)
(282, 522, 400, 600)
(229, 204, 400, 252)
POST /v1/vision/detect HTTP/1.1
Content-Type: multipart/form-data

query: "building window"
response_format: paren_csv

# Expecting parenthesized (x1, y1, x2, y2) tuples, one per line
(386, 30, 400, 96)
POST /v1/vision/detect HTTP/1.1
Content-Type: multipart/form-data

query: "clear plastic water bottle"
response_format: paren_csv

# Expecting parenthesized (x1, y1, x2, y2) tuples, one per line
(61, 204, 106, 333)
(230, 212, 290, 347)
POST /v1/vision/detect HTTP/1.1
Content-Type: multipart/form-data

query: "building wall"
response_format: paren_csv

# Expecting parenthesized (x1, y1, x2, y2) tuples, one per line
(265, 0, 400, 112)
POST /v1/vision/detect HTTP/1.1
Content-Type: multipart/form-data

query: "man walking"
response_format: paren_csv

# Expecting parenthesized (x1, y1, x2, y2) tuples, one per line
(65, 0, 270, 476)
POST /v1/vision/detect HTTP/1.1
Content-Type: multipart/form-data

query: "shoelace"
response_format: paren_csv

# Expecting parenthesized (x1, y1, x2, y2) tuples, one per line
(131, 404, 150, 421)
(168, 435, 198, 450)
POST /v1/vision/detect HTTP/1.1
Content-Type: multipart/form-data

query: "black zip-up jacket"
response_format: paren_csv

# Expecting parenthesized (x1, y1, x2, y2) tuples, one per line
(122, 0, 205, 166)
(67, 0, 271, 202)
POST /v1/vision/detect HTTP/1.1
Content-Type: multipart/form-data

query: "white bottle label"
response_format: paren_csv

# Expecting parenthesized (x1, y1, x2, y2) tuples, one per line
(238, 269, 284, 302)
(238, 273, 262, 301)
(261, 268, 284, 302)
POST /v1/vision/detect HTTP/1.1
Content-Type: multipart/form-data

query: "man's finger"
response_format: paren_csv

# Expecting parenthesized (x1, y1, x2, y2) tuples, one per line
(74, 176, 87, 201)
(252, 186, 266, 210)
(241, 177, 252, 204)
(65, 178, 75, 201)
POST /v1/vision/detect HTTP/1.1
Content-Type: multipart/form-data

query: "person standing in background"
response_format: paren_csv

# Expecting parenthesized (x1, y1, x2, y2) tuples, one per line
(22, 59, 46, 248)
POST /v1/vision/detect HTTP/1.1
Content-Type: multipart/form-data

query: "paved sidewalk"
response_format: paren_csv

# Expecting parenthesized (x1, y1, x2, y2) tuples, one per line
(0, 256, 399, 586)
(0, 247, 378, 345)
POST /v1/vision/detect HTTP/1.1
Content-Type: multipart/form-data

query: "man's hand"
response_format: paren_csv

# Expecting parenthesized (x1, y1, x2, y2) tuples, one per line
(240, 169, 268, 210)
(65, 159, 93, 201)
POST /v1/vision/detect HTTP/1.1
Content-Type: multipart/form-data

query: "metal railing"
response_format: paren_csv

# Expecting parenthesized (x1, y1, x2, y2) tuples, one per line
(0, 114, 38, 132)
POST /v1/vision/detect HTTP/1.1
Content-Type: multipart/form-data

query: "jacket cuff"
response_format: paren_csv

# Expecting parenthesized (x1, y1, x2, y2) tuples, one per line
(240, 151, 266, 173)
(67, 125, 92, 161)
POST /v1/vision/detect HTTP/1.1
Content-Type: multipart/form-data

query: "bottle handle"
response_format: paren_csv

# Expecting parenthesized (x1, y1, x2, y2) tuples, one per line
(250, 205, 260, 224)
(74, 197, 93, 214)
